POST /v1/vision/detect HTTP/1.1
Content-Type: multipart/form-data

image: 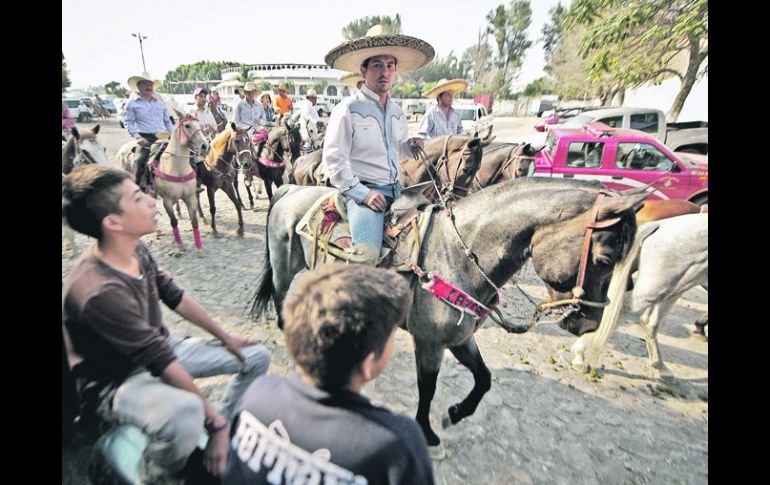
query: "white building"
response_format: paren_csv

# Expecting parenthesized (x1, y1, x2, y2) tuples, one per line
(215, 63, 351, 109)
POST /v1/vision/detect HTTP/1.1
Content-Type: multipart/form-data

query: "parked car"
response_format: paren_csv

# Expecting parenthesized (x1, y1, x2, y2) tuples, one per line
(404, 100, 427, 117)
(454, 103, 493, 136)
(560, 107, 708, 155)
(533, 121, 708, 205)
(535, 106, 603, 132)
(63, 98, 93, 122)
(99, 99, 117, 114)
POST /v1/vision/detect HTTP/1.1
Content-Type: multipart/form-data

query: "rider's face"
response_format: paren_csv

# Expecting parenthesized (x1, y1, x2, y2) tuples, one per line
(361, 55, 397, 95)
(438, 91, 454, 109)
(137, 80, 154, 96)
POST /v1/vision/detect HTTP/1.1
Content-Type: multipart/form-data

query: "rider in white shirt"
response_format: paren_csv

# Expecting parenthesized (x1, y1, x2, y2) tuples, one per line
(296, 89, 323, 151)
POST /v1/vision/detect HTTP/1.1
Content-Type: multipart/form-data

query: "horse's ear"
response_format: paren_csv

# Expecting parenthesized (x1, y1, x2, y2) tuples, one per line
(595, 192, 651, 221)
(70, 127, 80, 140)
(92, 124, 100, 135)
(173, 108, 185, 120)
(230, 121, 237, 132)
(481, 135, 496, 146)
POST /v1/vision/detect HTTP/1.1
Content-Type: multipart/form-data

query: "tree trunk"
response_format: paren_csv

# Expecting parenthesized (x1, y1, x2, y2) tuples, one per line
(667, 36, 707, 122)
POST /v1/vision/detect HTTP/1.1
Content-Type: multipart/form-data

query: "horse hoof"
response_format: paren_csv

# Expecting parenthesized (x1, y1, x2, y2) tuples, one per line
(428, 444, 446, 461)
(692, 331, 708, 342)
(167, 250, 183, 258)
(237, 229, 244, 237)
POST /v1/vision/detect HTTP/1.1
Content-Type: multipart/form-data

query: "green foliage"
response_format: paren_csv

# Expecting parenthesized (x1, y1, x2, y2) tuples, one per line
(485, 1, 533, 99)
(259, 81, 273, 92)
(541, 3, 567, 63)
(406, 51, 466, 84)
(104, 81, 128, 97)
(522, 77, 552, 96)
(62, 52, 71, 94)
(565, 0, 708, 119)
(162, 60, 239, 94)
(342, 14, 402, 39)
(313, 79, 329, 93)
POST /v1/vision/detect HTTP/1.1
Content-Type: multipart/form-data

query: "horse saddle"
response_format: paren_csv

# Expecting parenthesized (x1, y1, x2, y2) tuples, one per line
(295, 182, 438, 269)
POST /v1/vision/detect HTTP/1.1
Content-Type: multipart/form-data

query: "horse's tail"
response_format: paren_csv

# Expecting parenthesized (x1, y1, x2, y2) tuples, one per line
(248, 186, 295, 326)
(571, 222, 662, 367)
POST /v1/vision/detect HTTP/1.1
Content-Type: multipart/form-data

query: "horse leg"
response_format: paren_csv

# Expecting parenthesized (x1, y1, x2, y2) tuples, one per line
(196, 188, 207, 225)
(161, 198, 184, 253)
(263, 177, 274, 205)
(444, 336, 492, 427)
(223, 182, 245, 236)
(183, 194, 203, 251)
(232, 170, 246, 210)
(175, 201, 183, 218)
(693, 312, 708, 341)
(206, 186, 219, 237)
(638, 297, 677, 378)
(413, 339, 445, 448)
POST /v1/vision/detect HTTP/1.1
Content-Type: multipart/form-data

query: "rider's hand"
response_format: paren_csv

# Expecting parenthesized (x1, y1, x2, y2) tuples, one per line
(363, 190, 387, 212)
(407, 137, 424, 151)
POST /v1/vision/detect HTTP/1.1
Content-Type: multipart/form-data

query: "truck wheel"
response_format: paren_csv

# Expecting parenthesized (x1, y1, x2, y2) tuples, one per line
(690, 194, 708, 207)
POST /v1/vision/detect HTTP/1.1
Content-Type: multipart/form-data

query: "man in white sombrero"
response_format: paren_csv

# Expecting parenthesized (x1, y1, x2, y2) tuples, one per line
(124, 73, 174, 191)
(321, 24, 435, 265)
(418, 78, 468, 139)
(232, 81, 266, 138)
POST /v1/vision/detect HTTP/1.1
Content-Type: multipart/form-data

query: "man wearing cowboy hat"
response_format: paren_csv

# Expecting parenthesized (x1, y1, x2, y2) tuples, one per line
(321, 24, 434, 266)
(190, 87, 218, 136)
(233, 82, 266, 137)
(296, 89, 323, 151)
(273, 82, 294, 117)
(124, 73, 174, 191)
(418, 78, 468, 139)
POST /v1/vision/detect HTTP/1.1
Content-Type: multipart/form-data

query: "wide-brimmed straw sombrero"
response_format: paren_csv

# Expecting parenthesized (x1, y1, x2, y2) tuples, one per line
(340, 72, 364, 87)
(127, 73, 162, 92)
(325, 24, 434, 73)
(423, 78, 468, 98)
(243, 82, 261, 94)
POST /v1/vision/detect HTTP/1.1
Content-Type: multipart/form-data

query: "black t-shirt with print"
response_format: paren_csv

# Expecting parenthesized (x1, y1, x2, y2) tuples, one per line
(223, 373, 434, 485)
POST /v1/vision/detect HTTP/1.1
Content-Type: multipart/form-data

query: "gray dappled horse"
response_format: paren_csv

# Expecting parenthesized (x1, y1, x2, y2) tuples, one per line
(571, 213, 708, 378)
(250, 177, 648, 449)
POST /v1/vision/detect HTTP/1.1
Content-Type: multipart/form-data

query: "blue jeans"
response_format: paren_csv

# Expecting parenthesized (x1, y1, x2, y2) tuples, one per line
(344, 182, 402, 254)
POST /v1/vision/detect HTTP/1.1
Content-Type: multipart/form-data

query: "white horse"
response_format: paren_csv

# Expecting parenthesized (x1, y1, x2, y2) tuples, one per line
(571, 213, 708, 377)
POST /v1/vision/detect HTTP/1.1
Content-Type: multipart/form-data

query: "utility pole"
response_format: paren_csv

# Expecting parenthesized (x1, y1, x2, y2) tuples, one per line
(131, 32, 148, 73)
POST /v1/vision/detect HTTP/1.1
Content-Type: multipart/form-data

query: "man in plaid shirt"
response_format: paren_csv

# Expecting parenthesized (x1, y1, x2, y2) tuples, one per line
(418, 78, 468, 139)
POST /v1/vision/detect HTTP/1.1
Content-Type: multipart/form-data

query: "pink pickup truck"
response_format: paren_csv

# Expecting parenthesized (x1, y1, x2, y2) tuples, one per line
(533, 122, 708, 205)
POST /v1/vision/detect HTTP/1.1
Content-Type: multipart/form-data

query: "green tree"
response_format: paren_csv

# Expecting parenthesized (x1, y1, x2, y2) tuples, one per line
(566, 0, 708, 121)
(485, 1, 533, 99)
(62, 52, 71, 94)
(462, 32, 495, 88)
(522, 77, 552, 96)
(541, 3, 567, 64)
(313, 79, 329, 94)
(259, 81, 274, 92)
(342, 14, 401, 39)
(104, 81, 129, 97)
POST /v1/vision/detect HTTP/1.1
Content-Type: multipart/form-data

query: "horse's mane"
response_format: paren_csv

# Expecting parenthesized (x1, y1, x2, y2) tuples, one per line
(206, 129, 234, 167)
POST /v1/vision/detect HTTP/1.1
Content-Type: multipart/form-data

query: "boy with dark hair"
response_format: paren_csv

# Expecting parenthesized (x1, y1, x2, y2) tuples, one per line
(62, 165, 270, 483)
(223, 263, 434, 485)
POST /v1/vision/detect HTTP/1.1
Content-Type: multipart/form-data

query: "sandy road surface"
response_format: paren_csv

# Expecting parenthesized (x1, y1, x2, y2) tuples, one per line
(63, 117, 707, 484)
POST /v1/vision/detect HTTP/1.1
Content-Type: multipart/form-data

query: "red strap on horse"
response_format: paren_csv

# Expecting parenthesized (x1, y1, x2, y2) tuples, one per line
(574, 190, 621, 295)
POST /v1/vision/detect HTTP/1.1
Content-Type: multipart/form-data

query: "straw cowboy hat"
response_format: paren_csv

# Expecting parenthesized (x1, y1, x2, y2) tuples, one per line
(324, 24, 434, 73)
(305, 89, 318, 98)
(127, 73, 162, 92)
(423, 78, 468, 99)
(242, 82, 261, 94)
(339, 71, 364, 87)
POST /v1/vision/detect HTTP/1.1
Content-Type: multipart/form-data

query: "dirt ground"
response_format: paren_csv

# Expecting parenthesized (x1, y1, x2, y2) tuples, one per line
(62, 119, 708, 484)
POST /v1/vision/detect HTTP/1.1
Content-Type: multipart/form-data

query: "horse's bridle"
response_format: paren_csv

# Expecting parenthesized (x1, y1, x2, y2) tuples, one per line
(532, 190, 623, 322)
(411, 135, 478, 203)
(165, 115, 206, 158)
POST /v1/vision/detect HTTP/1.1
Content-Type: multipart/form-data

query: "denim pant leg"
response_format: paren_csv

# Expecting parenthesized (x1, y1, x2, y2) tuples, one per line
(109, 372, 205, 476)
(171, 337, 271, 420)
(344, 183, 402, 254)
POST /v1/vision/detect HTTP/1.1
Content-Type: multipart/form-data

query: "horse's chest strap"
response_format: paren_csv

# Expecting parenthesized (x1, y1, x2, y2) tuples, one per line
(422, 274, 499, 323)
(258, 156, 285, 168)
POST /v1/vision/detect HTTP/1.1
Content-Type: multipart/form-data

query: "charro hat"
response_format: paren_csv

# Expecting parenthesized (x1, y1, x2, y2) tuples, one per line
(305, 89, 318, 98)
(324, 24, 434, 73)
(339, 71, 364, 87)
(243, 82, 261, 94)
(127, 72, 162, 92)
(423, 78, 468, 98)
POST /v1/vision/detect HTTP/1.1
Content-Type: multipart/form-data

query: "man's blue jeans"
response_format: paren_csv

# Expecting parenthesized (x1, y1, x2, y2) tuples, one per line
(344, 182, 402, 255)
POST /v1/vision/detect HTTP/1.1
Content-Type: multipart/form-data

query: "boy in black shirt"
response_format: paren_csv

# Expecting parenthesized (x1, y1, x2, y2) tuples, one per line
(223, 263, 434, 484)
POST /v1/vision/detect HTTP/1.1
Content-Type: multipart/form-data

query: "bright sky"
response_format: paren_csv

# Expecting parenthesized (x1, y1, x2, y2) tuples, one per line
(62, 0, 569, 91)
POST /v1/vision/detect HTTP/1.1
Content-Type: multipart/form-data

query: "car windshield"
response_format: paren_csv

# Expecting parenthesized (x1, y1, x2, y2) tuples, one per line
(64, 100, 79, 108)
(561, 114, 593, 128)
(458, 108, 476, 121)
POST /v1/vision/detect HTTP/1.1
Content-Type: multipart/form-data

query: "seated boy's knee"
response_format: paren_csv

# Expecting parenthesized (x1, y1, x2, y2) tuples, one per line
(241, 345, 271, 375)
(163, 393, 205, 443)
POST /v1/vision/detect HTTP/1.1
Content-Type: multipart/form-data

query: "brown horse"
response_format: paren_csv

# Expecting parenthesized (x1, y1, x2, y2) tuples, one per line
(92, 102, 111, 121)
(198, 123, 251, 236)
(242, 126, 291, 204)
(154, 111, 209, 254)
(470, 142, 538, 191)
